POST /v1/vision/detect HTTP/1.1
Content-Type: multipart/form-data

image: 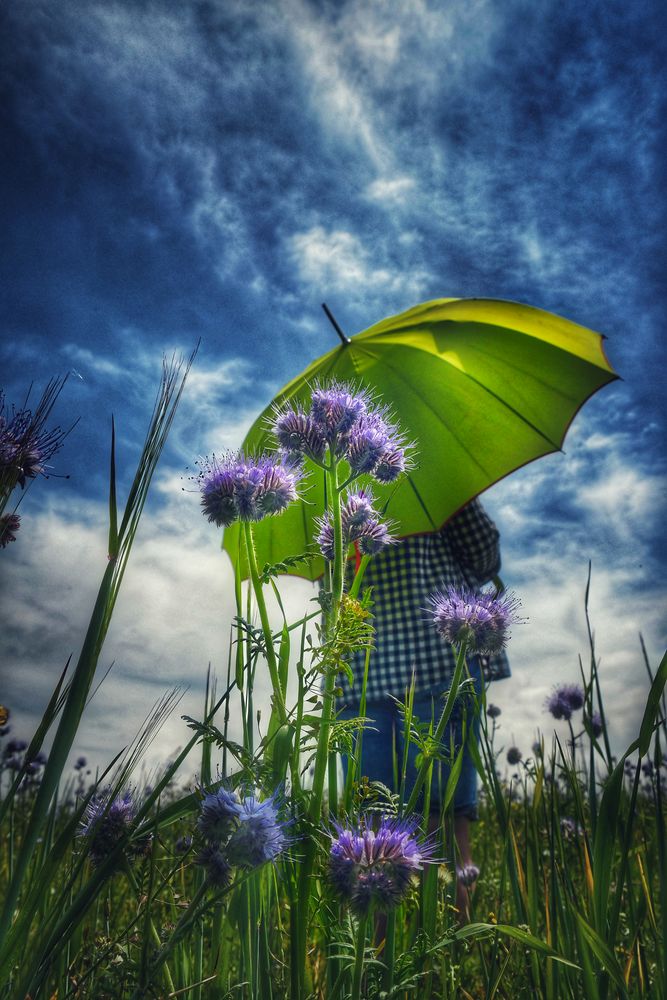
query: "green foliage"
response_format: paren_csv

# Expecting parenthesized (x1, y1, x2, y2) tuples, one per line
(1, 364, 664, 999)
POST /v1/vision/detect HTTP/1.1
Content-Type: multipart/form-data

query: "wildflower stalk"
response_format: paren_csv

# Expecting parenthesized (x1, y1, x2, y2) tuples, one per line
(404, 638, 469, 816)
(243, 520, 287, 726)
(295, 453, 344, 993)
(351, 912, 369, 1000)
(123, 858, 175, 996)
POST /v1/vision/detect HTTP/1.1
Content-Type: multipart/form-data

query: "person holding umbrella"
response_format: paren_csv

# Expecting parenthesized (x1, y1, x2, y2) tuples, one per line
(223, 296, 618, 933)
(339, 496, 509, 922)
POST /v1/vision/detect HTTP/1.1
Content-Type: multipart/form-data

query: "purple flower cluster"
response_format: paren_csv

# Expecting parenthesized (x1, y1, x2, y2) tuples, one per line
(316, 490, 394, 561)
(328, 814, 436, 916)
(456, 863, 480, 887)
(197, 452, 302, 527)
(560, 816, 584, 840)
(588, 712, 603, 738)
(506, 746, 522, 766)
(80, 788, 149, 868)
(544, 684, 585, 722)
(1, 736, 48, 781)
(196, 785, 290, 888)
(272, 381, 411, 483)
(427, 586, 521, 654)
(0, 389, 66, 493)
(0, 513, 20, 548)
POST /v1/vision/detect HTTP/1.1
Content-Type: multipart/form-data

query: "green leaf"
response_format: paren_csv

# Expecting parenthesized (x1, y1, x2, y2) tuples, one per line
(108, 415, 118, 559)
(638, 648, 667, 756)
(571, 908, 628, 996)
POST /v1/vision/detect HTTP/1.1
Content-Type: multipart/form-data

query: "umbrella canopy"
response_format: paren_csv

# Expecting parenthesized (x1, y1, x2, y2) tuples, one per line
(223, 297, 618, 580)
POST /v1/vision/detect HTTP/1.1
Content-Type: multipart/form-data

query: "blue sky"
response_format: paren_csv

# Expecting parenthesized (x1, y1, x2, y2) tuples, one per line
(1, 0, 665, 773)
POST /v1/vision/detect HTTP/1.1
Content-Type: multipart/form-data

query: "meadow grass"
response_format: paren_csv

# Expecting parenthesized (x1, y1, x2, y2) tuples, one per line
(0, 366, 665, 999)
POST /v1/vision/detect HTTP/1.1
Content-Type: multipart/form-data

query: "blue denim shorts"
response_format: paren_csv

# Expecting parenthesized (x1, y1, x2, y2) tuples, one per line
(339, 661, 482, 819)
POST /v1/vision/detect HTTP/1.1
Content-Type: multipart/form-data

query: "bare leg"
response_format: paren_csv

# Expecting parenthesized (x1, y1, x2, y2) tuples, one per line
(374, 813, 476, 947)
(453, 814, 476, 923)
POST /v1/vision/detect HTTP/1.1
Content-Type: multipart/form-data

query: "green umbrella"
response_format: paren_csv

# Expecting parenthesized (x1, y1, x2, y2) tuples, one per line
(223, 297, 618, 580)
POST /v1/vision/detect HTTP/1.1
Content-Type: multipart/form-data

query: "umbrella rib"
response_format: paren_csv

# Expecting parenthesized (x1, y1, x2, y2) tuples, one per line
(371, 346, 562, 452)
(405, 476, 438, 530)
(451, 369, 562, 450)
(352, 345, 495, 479)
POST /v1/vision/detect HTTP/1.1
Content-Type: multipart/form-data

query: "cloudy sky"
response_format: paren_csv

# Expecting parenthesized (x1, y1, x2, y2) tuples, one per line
(1, 0, 665, 778)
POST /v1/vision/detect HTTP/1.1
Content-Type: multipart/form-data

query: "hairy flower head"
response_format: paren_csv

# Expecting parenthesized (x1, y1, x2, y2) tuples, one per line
(506, 746, 522, 766)
(328, 814, 437, 915)
(428, 586, 521, 654)
(80, 788, 148, 868)
(197, 452, 302, 527)
(196, 843, 233, 888)
(0, 513, 20, 548)
(456, 863, 480, 887)
(310, 381, 370, 442)
(588, 712, 603, 738)
(316, 490, 394, 561)
(0, 389, 67, 492)
(197, 786, 243, 842)
(271, 406, 327, 464)
(545, 684, 585, 721)
(225, 792, 290, 868)
(269, 381, 413, 484)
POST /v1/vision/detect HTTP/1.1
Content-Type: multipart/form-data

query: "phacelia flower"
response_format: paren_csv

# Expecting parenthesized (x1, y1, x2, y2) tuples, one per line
(196, 844, 232, 888)
(197, 786, 244, 842)
(560, 817, 584, 839)
(81, 788, 149, 868)
(316, 490, 394, 561)
(345, 411, 390, 474)
(486, 704, 502, 719)
(456, 863, 480, 887)
(588, 712, 603, 738)
(272, 407, 327, 464)
(0, 387, 67, 493)
(270, 381, 412, 484)
(310, 382, 370, 442)
(506, 747, 522, 766)
(544, 684, 585, 721)
(196, 785, 290, 883)
(4, 739, 28, 756)
(373, 445, 408, 483)
(328, 814, 437, 916)
(225, 792, 290, 868)
(428, 586, 521, 654)
(197, 452, 302, 527)
(74, 756, 87, 770)
(0, 513, 20, 548)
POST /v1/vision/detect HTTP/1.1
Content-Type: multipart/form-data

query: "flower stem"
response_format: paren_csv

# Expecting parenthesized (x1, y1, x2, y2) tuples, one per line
(243, 520, 287, 726)
(404, 639, 469, 815)
(295, 456, 345, 992)
(351, 912, 369, 1000)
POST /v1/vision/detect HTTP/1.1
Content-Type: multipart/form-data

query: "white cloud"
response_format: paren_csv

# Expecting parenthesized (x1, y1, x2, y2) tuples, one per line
(288, 225, 430, 302)
(365, 176, 416, 205)
(2, 417, 664, 780)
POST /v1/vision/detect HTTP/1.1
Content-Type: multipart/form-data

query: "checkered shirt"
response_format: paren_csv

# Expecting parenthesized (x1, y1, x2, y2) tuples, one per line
(339, 498, 511, 705)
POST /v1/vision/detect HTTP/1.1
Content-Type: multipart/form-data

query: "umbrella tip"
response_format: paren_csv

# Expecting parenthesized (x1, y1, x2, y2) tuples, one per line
(321, 302, 351, 346)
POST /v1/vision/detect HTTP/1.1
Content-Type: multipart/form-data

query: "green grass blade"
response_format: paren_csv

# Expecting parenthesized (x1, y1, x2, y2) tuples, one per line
(108, 415, 118, 559)
(638, 649, 667, 756)
(571, 908, 628, 996)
